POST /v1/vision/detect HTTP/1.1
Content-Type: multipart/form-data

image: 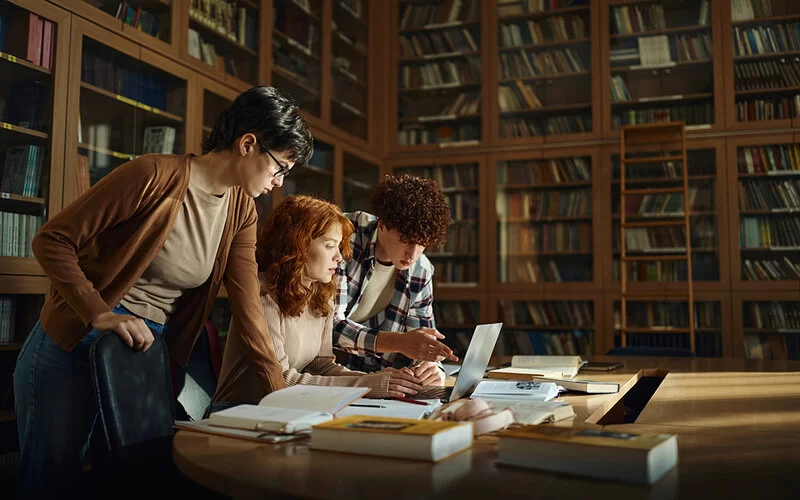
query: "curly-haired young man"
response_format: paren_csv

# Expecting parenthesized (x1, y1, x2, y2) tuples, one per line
(334, 174, 458, 388)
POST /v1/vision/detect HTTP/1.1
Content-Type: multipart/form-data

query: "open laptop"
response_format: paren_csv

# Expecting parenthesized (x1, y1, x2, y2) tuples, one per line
(414, 323, 503, 402)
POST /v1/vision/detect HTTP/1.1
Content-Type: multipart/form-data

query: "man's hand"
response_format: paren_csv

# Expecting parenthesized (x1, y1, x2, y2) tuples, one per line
(377, 328, 458, 362)
(90, 312, 154, 352)
(382, 367, 423, 398)
(413, 361, 445, 386)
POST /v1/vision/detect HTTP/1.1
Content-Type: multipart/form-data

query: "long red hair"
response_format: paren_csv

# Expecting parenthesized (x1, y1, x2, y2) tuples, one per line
(256, 195, 354, 317)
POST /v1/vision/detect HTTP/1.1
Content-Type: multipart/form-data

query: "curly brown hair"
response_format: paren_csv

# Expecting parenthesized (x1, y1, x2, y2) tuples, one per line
(369, 174, 450, 248)
(256, 196, 354, 318)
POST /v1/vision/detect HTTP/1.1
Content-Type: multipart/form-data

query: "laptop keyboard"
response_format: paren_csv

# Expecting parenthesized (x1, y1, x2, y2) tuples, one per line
(414, 386, 453, 400)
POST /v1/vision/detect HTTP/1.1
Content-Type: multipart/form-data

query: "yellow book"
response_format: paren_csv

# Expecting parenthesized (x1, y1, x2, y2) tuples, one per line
(311, 416, 473, 462)
(497, 426, 678, 484)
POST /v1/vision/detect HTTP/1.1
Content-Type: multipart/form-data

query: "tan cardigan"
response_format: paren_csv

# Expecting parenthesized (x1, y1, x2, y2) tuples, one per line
(32, 154, 286, 394)
(213, 290, 391, 405)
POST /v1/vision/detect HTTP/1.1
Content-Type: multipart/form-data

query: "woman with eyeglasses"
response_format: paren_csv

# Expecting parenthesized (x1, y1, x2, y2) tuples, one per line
(13, 86, 311, 498)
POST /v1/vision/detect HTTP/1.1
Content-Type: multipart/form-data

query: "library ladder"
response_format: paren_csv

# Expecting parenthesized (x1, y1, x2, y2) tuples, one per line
(619, 122, 695, 352)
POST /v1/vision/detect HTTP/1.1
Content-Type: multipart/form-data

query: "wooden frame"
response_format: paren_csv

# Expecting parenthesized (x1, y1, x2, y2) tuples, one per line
(600, 137, 731, 294)
(602, 290, 734, 358)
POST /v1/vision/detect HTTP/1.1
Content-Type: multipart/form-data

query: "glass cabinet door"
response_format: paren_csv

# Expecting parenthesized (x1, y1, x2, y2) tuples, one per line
(282, 138, 333, 201)
(331, 0, 369, 141)
(342, 151, 379, 213)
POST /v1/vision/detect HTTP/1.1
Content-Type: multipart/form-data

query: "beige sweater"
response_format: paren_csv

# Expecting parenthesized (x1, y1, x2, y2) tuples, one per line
(213, 291, 392, 405)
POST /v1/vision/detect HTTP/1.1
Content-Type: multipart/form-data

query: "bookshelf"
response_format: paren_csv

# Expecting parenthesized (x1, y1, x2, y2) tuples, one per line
(0, 0, 70, 462)
(271, 0, 324, 119)
(496, 293, 600, 357)
(602, 0, 724, 135)
(490, 148, 602, 292)
(726, 0, 800, 130)
(393, 0, 486, 150)
(61, 0, 179, 56)
(331, 0, 370, 141)
(184, 0, 263, 88)
(341, 148, 379, 213)
(606, 292, 732, 357)
(391, 155, 486, 289)
(65, 18, 193, 204)
(494, 0, 601, 144)
(734, 292, 800, 360)
(607, 139, 729, 292)
(729, 134, 800, 290)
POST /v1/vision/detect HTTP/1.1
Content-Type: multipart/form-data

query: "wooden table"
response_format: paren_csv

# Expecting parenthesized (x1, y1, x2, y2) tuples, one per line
(173, 357, 800, 499)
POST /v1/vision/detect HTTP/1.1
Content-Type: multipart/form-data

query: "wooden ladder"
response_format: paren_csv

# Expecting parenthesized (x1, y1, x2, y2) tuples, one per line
(619, 122, 695, 352)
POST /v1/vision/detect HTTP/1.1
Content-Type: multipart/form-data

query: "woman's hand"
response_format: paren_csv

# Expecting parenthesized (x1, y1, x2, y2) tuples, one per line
(382, 367, 423, 398)
(90, 312, 154, 352)
(412, 361, 445, 386)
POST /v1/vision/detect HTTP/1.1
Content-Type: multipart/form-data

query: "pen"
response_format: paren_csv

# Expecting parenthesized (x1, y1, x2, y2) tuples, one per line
(394, 397, 430, 406)
(350, 404, 386, 408)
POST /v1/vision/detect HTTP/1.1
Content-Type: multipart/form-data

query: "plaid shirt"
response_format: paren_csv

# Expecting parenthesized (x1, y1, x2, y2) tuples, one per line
(333, 211, 436, 372)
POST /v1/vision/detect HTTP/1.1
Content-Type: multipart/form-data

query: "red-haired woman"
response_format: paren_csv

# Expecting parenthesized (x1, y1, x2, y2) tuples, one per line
(209, 195, 422, 412)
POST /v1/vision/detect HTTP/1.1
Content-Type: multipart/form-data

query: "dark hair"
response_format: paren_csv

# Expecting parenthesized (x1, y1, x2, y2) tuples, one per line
(202, 86, 313, 166)
(369, 174, 450, 248)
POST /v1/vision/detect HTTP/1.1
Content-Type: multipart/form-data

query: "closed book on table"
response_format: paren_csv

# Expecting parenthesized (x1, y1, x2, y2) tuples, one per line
(311, 416, 473, 462)
(497, 426, 678, 484)
(488, 355, 585, 380)
(487, 373, 619, 394)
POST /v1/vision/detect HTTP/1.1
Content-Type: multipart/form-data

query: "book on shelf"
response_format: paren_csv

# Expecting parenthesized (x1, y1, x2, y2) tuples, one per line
(399, 57, 481, 89)
(141, 126, 176, 154)
(399, 0, 480, 30)
(1, 145, 45, 197)
(740, 216, 800, 248)
(189, 0, 258, 50)
(0, 211, 42, 258)
(745, 301, 800, 330)
(399, 28, 478, 59)
(3, 80, 46, 131)
(498, 14, 587, 48)
(489, 355, 585, 379)
(470, 380, 559, 402)
(1, 9, 55, 70)
(433, 301, 479, 325)
(499, 301, 593, 328)
(733, 23, 800, 57)
(497, 426, 679, 485)
(207, 385, 370, 434)
(113, 1, 161, 38)
(310, 415, 473, 462)
(500, 48, 587, 79)
(0, 296, 17, 344)
(735, 60, 800, 91)
(614, 302, 719, 331)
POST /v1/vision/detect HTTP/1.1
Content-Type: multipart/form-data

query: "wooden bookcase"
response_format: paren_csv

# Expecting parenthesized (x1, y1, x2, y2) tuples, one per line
(733, 291, 800, 360)
(603, 290, 734, 357)
(433, 292, 489, 359)
(722, 0, 800, 131)
(602, 137, 731, 293)
(493, 0, 601, 145)
(493, 291, 603, 358)
(727, 132, 800, 292)
(600, 0, 726, 137)
(489, 147, 603, 294)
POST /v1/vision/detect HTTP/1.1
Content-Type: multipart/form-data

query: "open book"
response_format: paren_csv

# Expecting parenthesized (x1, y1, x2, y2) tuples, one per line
(204, 386, 370, 434)
(471, 380, 559, 402)
(487, 355, 585, 380)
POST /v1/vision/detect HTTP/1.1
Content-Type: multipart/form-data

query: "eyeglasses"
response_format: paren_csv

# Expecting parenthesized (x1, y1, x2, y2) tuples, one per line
(265, 149, 291, 178)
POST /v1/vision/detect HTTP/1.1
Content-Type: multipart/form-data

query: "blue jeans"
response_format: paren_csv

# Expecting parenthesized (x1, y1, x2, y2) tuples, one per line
(13, 304, 165, 499)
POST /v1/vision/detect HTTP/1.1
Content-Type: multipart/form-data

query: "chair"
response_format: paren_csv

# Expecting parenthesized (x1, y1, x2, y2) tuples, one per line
(606, 346, 696, 357)
(90, 331, 175, 461)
